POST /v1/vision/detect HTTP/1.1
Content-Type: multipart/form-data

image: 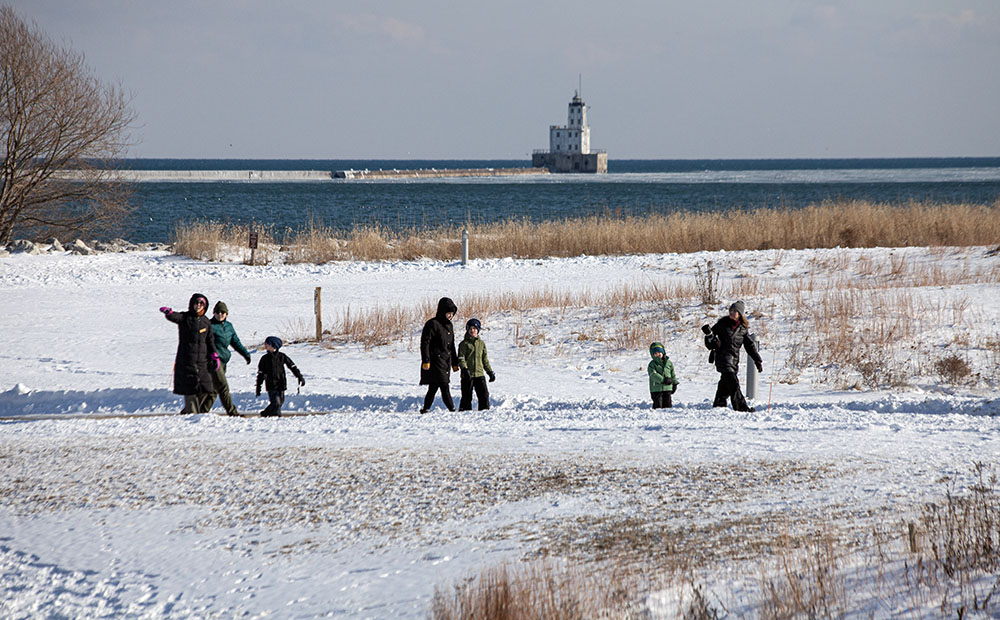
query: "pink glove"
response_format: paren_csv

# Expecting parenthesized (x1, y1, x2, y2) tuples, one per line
(159, 306, 172, 314)
(210, 353, 221, 371)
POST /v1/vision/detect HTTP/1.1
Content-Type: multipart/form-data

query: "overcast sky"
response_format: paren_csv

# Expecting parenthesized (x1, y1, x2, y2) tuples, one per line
(14, 1, 1000, 159)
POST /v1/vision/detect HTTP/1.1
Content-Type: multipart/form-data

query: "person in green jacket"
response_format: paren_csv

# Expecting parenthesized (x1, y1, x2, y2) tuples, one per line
(457, 318, 495, 411)
(647, 342, 677, 409)
(209, 301, 252, 416)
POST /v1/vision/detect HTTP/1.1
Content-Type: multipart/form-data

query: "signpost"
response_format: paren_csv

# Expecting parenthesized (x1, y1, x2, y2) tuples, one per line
(248, 231, 259, 266)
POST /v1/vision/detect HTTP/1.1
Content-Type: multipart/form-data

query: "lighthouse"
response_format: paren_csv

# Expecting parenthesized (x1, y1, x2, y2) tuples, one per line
(532, 92, 607, 173)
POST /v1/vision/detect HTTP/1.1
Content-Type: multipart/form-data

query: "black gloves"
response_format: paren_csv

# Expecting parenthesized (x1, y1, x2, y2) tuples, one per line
(298, 377, 306, 387)
(755, 360, 763, 373)
(487, 371, 496, 382)
(671, 379, 678, 394)
(255, 387, 261, 397)
(243, 353, 252, 365)
(701, 325, 711, 335)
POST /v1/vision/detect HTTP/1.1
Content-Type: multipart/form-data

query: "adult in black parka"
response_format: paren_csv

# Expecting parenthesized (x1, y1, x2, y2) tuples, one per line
(160, 293, 220, 414)
(704, 300, 763, 412)
(419, 297, 459, 413)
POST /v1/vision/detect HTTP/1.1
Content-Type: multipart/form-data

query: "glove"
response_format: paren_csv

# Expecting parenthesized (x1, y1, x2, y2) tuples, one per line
(671, 380, 678, 394)
(487, 371, 496, 382)
(209, 353, 221, 371)
(255, 386, 261, 397)
(159, 306, 172, 314)
(701, 325, 711, 335)
(422, 362, 430, 370)
(243, 353, 252, 365)
(298, 377, 305, 387)
(461, 369, 471, 381)
(755, 360, 763, 373)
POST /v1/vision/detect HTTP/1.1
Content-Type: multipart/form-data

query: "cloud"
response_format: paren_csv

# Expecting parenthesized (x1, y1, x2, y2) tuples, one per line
(338, 13, 445, 53)
(893, 9, 991, 47)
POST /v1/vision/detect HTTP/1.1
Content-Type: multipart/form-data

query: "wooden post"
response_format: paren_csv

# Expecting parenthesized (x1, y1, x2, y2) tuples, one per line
(314, 287, 322, 341)
(248, 230, 259, 266)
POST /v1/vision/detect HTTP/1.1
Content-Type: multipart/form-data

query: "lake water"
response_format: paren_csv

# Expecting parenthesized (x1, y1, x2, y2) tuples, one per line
(120, 158, 1000, 243)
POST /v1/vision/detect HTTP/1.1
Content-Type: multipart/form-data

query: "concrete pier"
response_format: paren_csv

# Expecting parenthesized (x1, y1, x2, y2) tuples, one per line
(55, 170, 333, 182)
(334, 167, 549, 180)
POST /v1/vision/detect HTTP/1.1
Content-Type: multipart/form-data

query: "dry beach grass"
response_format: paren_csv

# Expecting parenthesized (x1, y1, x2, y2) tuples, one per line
(172, 199, 1000, 264)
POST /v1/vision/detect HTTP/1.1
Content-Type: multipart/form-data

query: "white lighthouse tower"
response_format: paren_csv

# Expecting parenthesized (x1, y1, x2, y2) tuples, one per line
(549, 92, 591, 155)
(532, 92, 607, 173)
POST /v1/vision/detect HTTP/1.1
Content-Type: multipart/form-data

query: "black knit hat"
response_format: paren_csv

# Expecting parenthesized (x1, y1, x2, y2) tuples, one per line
(213, 301, 228, 315)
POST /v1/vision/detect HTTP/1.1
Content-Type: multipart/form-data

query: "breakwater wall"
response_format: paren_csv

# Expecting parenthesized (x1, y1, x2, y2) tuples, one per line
(55, 170, 333, 182)
(334, 167, 550, 180)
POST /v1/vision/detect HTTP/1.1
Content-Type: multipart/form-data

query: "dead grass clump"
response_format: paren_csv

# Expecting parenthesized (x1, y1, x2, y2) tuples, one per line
(935, 354, 973, 385)
(172, 221, 277, 264)
(758, 533, 848, 620)
(431, 560, 649, 620)
(918, 463, 1000, 577)
(332, 304, 416, 351)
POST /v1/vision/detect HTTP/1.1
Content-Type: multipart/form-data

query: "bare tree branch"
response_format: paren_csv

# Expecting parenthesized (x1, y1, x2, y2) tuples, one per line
(0, 5, 136, 244)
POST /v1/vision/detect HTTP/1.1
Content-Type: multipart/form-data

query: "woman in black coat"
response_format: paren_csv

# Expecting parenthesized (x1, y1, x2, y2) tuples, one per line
(704, 300, 763, 412)
(419, 297, 459, 413)
(160, 293, 220, 414)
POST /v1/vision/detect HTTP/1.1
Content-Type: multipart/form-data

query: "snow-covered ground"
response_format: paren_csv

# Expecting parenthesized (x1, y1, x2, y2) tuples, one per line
(1, 246, 998, 618)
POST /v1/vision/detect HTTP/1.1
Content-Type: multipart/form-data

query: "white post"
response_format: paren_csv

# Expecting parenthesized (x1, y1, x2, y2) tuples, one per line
(461, 227, 469, 266)
(746, 333, 758, 400)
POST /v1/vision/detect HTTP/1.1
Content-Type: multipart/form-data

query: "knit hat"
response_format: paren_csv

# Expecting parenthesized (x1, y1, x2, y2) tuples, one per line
(264, 336, 282, 350)
(213, 301, 228, 315)
(729, 300, 745, 316)
(466, 318, 482, 331)
(649, 342, 665, 357)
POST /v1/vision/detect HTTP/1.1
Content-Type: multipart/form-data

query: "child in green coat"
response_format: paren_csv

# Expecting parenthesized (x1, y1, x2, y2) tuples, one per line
(457, 318, 495, 411)
(647, 342, 677, 409)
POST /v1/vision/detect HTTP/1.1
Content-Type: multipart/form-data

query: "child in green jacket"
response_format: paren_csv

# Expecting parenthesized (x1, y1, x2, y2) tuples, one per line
(648, 342, 677, 409)
(457, 318, 495, 411)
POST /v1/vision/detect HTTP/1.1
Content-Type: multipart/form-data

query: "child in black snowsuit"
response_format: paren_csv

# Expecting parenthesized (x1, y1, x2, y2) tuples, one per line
(255, 336, 305, 417)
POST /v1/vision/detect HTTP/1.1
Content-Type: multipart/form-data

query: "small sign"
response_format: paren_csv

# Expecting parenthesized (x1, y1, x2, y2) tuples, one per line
(248, 232, 258, 249)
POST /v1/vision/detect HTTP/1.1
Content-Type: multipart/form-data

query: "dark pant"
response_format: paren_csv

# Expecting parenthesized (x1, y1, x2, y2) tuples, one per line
(713, 371, 751, 411)
(459, 374, 490, 411)
(422, 383, 454, 412)
(651, 391, 672, 409)
(182, 393, 214, 414)
(211, 364, 239, 416)
(262, 390, 285, 417)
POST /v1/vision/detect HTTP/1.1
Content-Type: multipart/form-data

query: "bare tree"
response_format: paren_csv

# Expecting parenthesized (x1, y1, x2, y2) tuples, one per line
(0, 5, 136, 244)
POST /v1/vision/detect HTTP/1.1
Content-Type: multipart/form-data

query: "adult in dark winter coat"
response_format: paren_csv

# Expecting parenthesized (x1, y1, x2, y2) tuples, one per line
(419, 297, 459, 413)
(160, 293, 220, 414)
(703, 300, 763, 412)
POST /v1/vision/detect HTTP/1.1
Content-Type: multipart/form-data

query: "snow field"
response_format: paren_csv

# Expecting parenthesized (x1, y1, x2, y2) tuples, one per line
(1, 246, 999, 617)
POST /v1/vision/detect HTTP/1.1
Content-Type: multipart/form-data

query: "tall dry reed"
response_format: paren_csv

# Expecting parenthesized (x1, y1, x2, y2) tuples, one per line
(173, 200, 1000, 263)
(172, 220, 277, 264)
